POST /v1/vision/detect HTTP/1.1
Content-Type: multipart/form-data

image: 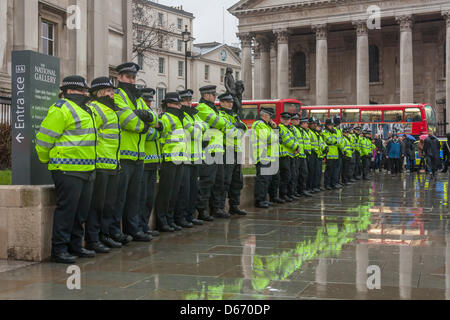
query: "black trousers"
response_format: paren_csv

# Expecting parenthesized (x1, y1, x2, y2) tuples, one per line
(139, 168, 158, 233)
(255, 162, 275, 203)
(390, 158, 402, 175)
(335, 156, 343, 185)
(86, 171, 118, 242)
(289, 158, 300, 196)
(324, 159, 338, 188)
(297, 157, 308, 193)
(196, 163, 224, 211)
(315, 158, 323, 189)
(342, 157, 353, 183)
(175, 164, 200, 223)
(155, 162, 184, 226)
(223, 161, 244, 207)
(354, 152, 362, 178)
(51, 171, 94, 255)
(112, 161, 144, 237)
(279, 157, 292, 197)
(362, 156, 371, 179)
(307, 154, 316, 190)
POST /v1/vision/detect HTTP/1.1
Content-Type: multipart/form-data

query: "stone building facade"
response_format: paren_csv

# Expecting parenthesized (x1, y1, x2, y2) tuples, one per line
(0, 0, 133, 97)
(229, 0, 450, 133)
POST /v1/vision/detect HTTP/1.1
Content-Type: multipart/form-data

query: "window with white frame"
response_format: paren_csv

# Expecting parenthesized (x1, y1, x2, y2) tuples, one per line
(177, 18, 182, 30)
(177, 40, 183, 52)
(41, 20, 55, 56)
(235, 71, 240, 81)
(220, 68, 225, 83)
(158, 13, 163, 26)
(158, 58, 165, 74)
(178, 61, 184, 77)
(205, 65, 210, 81)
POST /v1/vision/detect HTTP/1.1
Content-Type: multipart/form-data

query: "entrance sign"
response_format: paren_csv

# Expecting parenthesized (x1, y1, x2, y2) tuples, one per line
(11, 50, 60, 185)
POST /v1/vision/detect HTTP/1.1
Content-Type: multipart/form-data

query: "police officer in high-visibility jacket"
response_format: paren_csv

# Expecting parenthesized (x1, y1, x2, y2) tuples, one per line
(341, 128, 354, 185)
(112, 62, 158, 244)
(315, 119, 328, 191)
(333, 115, 345, 187)
(84, 77, 124, 254)
(175, 89, 206, 227)
(323, 119, 340, 190)
(353, 127, 363, 180)
(218, 93, 248, 216)
(195, 85, 239, 220)
(278, 112, 300, 202)
(308, 118, 321, 193)
(360, 130, 376, 180)
(252, 107, 279, 208)
(154, 92, 188, 232)
(297, 117, 313, 197)
(289, 114, 303, 198)
(348, 128, 358, 182)
(139, 88, 161, 238)
(36, 75, 96, 264)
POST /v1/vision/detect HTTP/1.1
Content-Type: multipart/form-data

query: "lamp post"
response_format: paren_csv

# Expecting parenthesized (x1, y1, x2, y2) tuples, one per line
(182, 25, 191, 90)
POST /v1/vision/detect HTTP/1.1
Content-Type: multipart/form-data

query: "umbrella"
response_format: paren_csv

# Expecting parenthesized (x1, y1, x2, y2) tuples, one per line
(405, 134, 416, 141)
(419, 134, 428, 141)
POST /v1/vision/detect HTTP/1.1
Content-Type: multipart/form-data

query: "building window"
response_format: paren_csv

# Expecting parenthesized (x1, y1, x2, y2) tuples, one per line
(41, 20, 55, 56)
(205, 65, 210, 81)
(369, 45, 380, 83)
(157, 87, 166, 110)
(158, 35, 163, 49)
(158, 58, 165, 74)
(177, 40, 183, 52)
(177, 18, 182, 30)
(220, 68, 225, 83)
(136, 7, 143, 20)
(292, 51, 306, 87)
(235, 71, 240, 81)
(158, 13, 163, 27)
(178, 61, 184, 77)
(138, 54, 144, 70)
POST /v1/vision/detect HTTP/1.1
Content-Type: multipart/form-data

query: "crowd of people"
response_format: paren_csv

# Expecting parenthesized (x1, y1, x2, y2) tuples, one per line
(34, 61, 446, 264)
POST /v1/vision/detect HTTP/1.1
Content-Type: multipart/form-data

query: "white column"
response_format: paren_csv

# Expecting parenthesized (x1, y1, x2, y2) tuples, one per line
(275, 29, 290, 99)
(270, 41, 278, 99)
(399, 245, 413, 299)
(122, 0, 133, 61)
(238, 33, 253, 100)
(443, 12, 450, 133)
(356, 243, 369, 294)
(256, 36, 271, 99)
(13, 0, 39, 51)
(253, 45, 261, 99)
(313, 24, 328, 105)
(87, 0, 108, 82)
(354, 21, 370, 105)
(396, 15, 414, 104)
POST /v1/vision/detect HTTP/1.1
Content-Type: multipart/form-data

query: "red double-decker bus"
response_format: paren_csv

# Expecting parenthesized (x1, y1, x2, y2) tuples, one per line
(239, 99, 302, 127)
(301, 104, 436, 139)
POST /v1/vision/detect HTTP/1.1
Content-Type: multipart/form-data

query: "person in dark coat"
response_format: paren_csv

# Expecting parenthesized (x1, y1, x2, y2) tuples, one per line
(374, 134, 384, 172)
(424, 130, 442, 178)
(402, 136, 415, 172)
(442, 133, 450, 173)
(386, 134, 402, 176)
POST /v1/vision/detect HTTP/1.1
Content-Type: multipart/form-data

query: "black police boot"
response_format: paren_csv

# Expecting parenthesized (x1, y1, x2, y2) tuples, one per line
(176, 218, 194, 228)
(100, 234, 122, 249)
(294, 193, 302, 197)
(51, 252, 76, 264)
(230, 205, 247, 216)
(212, 208, 231, 219)
(302, 191, 313, 197)
(190, 219, 204, 226)
(145, 230, 160, 237)
(86, 242, 110, 254)
(111, 233, 133, 245)
(282, 195, 293, 202)
(158, 217, 175, 233)
(290, 194, 300, 200)
(169, 222, 182, 231)
(313, 188, 321, 193)
(133, 232, 152, 242)
(271, 197, 285, 204)
(255, 202, 269, 209)
(198, 209, 214, 222)
(325, 186, 332, 190)
(320, 187, 326, 191)
(69, 248, 96, 258)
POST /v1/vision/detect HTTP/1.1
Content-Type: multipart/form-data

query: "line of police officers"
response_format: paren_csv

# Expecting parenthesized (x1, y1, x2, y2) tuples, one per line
(35, 61, 376, 264)
(251, 109, 376, 208)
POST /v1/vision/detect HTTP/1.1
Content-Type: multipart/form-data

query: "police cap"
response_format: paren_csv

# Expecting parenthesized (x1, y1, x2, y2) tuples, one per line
(218, 93, 233, 101)
(325, 119, 333, 126)
(116, 62, 140, 75)
(300, 117, 309, 123)
(162, 92, 181, 104)
(90, 77, 114, 92)
(291, 114, 300, 120)
(199, 85, 217, 95)
(60, 75, 89, 91)
(178, 89, 194, 100)
(141, 88, 156, 101)
(308, 117, 316, 124)
(280, 112, 292, 120)
(260, 107, 274, 117)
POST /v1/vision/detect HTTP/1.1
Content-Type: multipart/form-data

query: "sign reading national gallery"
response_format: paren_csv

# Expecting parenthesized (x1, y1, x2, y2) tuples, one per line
(11, 50, 60, 185)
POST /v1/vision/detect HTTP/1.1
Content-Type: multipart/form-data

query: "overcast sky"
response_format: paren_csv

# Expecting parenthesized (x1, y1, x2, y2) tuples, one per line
(157, 0, 240, 46)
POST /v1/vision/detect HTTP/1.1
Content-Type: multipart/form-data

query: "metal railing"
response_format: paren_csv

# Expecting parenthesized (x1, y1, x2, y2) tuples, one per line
(0, 97, 11, 125)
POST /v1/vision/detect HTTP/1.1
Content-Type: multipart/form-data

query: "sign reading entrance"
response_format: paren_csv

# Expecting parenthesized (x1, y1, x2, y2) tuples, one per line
(11, 50, 60, 185)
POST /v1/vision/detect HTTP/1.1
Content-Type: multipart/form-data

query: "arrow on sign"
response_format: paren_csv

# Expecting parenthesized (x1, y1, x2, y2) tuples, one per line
(16, 133, 24, 143)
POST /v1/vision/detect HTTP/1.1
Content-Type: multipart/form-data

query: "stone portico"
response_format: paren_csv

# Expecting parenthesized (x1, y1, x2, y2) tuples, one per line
(230, 0, 450, 133)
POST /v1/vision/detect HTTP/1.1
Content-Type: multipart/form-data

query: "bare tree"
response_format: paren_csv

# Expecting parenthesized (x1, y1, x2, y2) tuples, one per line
(133, 0, 176, 69)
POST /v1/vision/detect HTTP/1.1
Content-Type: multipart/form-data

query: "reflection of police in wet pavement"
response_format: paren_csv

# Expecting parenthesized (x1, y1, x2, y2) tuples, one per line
(297, 117, 313, 197)
(36, 75, 97, 263)
(218, 93, 248, 216)
(252, 108, 278, 208)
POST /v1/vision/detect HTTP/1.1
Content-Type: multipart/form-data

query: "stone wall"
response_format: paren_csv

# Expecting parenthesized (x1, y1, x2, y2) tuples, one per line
(0, 175, 256, 263)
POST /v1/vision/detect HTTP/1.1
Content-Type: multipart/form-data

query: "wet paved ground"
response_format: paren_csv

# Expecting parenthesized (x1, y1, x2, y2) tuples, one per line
(1, 172, 450, 300)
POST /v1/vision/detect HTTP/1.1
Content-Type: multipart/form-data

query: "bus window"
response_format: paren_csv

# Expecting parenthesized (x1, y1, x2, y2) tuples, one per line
(330, 109, 340, 119)
(424, 105, 437, 130)
(342, 109, 360, 122)
(284, 102, 301, 114)
(260, 104, 276, 117)
(361, 110, 382, 123)
(242, 104, 258, 120)
(310, 109, 327, 121)
(384, 110, 403, 122)
(405, 108, 422, 122)
(301, 109, 309, 118)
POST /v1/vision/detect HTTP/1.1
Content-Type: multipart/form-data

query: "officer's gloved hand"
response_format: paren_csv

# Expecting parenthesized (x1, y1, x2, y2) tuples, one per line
(134, 110, 154, 123)
(155, 120, 164, 132)
(324, 147, 329, 154)
(234, 121, 247, 131)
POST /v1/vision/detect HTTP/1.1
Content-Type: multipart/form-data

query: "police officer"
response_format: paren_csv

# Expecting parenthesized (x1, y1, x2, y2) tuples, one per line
(36, 75, 96, 263)
(315, 119, 328, 191)
(195, 85, 238, 220)
(333, 115, 345, 188)
(289, 114, 303, 198)
(297, 117, 312, 197)
(176, 89, 206, 226)
(252, 108, 278, 208)
(278, 112, 300, 202)
(139, 88, 161, 238)
(154, 92, 187, 232)
(307, 118, 319, 193)
(218, 93, 248, 216)
(348, 128, 358, 182)
(353, 126, 363, 180)
(341, 128, 354, 185)
(323, 119, 340, 190)
(84, 77, 124, 253)
(112, 62, 158, 244)
(360, 130, 376, 180)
